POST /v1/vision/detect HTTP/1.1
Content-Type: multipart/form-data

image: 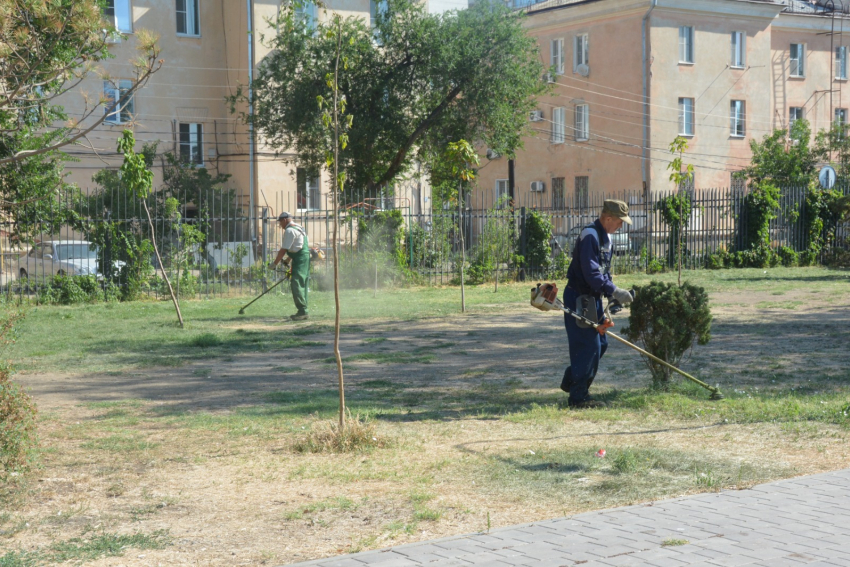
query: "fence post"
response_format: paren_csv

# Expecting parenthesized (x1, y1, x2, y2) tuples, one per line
(261, 207, 269, 292)
(519, 206, 527, 281)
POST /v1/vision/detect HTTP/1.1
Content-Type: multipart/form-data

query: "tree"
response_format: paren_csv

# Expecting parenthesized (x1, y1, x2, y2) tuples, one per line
(442, 140, 479, 312)
(666, 136, 694, 285)
(737, 120, 827, 188)
(0, 0, 161, 167)
(240, 0, 544, 194)
(117, 130, 183, 327)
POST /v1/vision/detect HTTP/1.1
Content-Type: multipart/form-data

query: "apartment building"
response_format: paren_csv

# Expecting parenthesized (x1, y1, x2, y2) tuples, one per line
(476, 0, 850, 209)
(60, 0, 456, 244)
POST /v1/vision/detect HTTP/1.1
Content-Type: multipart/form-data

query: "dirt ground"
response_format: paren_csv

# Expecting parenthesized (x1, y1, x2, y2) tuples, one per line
(5, 285, 850, 566)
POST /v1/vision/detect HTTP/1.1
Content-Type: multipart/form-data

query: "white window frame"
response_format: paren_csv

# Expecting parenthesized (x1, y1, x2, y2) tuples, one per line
(296, 1, 319, 31)
(495, 179, 509, 206)
(835, 108, 847, 126)
(575, 104, 589, 141)
(552, 107, 565, 144)
(103, 80, 134, 124)
(790, 43, 806, 78)
(551, 38, 564, 76)
(105, 0, 133, 33)
(730, 100, 746, 138)
(731, 31, 746, 68)
(836, 46, 848, 80)
(679, 97, 695, 136)
(789, 106, 804, 125)
(573, 34, 589, 72)
(176, 0, 200, 37)
(179, 123, 204, 166)
(296, 168, 321, 211)
(679, 26, 694, 64)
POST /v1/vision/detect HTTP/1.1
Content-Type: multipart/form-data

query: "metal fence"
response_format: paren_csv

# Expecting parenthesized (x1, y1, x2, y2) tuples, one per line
(1, 184, 848, 300)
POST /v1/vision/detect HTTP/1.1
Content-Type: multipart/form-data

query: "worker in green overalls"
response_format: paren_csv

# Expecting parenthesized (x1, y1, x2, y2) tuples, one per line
(272, 212, 310, 321)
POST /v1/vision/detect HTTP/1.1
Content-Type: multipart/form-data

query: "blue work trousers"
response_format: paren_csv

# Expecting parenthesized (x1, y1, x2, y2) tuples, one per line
(563, 287, 608, 405)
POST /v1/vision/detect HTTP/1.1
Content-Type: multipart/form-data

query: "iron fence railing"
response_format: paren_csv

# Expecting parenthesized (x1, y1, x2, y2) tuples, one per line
(0, 184, 848, 300)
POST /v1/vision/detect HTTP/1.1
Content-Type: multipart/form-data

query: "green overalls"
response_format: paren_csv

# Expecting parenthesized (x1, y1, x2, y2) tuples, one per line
(286, 224, 310, 316)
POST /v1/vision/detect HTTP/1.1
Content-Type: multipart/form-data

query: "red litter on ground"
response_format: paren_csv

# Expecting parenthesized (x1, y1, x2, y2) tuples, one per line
(595, 449, 606, 458)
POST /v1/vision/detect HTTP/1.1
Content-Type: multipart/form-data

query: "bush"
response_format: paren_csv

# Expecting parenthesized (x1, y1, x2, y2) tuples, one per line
(37, 275, 118, 305)
(777, 246, 799, 267)
(622, 281, 712, 389)
(519, 210, 552, 276)
(0, 310, 37, 480)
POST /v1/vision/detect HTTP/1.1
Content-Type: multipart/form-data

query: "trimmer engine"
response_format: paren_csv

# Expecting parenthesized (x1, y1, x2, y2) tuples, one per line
(530, 283, 560, 311)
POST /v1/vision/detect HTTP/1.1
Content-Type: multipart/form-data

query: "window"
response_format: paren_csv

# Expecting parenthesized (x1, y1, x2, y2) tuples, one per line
(296, 1, 318, 30)
(835, 108, 847, 138)
(370, 0, 387, 25)
(790, 43, 805, 77)
(837, 46, 848, 80)
(551, 39, 564, 75)
(731, 31, 745, 68)
(574, 176, 589, 209)
(679, 97, 694, 136)
(730, 100, 745, 137)
(495, 179, 509, 205)
(179, 123, 203, 165)
(551, 177, 566, 209)
(105, 0, 133, 33)
(575, 104, 589, 141)
(296, 169, 321, 210)
(573, 34, 588, 72)
(679, 26, 694, 64)
(176, 0, 199, 36)
(552, 107, 565, 144)
(789, 106, 804, 125)
(103, 80, 134, 124)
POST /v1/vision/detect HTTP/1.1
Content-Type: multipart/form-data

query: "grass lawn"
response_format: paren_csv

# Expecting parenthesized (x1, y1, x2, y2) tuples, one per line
(1, 267, 850, 565)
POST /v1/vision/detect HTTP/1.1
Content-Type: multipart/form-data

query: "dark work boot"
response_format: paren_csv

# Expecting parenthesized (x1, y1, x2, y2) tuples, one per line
(560, 367, 573, 394)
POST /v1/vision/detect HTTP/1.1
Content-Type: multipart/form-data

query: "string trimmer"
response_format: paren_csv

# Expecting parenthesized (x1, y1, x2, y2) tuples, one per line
(530, 283, 724, 400)
(238, 267, 291, 315)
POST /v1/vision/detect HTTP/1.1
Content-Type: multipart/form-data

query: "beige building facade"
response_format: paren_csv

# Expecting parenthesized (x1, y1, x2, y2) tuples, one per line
(476, 0, 850, 210)
(60, 0, 444, 248)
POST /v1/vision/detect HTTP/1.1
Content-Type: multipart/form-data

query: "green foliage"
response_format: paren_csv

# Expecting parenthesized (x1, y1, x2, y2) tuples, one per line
(244, 0, 545, 193)
(738, 120, 827, 187)
(777, 246, 799, 267)
(118, 131, 154, 200)
(655, 192, 691, 268)
(802, 187, 846, 265)
(519, 210, 552, 275)
(741, 182, 780, 250)
(0, 309, 37, 480)
(37, 275, 118, 305)
(622, 281, 712, 388)
(358, 210, 406, 270)
(466, 199, 513, 284)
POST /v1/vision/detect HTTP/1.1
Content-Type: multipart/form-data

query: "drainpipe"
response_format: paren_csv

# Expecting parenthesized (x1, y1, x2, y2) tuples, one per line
(642, 0, 657, 192)
(247, 0, 256, 239)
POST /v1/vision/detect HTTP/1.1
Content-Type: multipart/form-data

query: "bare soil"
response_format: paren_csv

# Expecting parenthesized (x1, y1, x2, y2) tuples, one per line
(5, 286, 850, 566)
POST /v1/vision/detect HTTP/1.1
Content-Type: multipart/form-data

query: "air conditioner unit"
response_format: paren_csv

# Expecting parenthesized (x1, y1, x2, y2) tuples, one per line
(529, 110, 544, 122)
(576, 64, 590, 77)
(530, 181, 545, 192)
(542, 72, 555, 84)
(486, 149, 500, 160)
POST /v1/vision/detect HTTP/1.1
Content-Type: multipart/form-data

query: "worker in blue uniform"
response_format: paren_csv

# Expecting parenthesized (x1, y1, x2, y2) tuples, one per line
(561, 200, 634, 408)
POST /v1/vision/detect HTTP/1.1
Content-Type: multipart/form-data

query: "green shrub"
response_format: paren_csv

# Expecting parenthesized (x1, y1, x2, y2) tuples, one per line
(37, 275, 116, 305)
(518, 210, 552, 276)
(622, 281, 712, 389)
(646, 257, 665, 274)
(0, 310, 37, 479)
(777, 246, 799, 267)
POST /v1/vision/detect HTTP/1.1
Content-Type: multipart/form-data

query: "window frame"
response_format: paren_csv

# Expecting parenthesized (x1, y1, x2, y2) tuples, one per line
(103, 80, 135, 125)
(574, 176, 589, 209)
(573, 33, 588, 72)
(730, 100, 746, 138)
(179, 123, 204, 166)
(296, 1, 319, 32)
(679, 26, 694, 64)
(176, 0, 200, 37)
(552, 107, 566, 144)
(105, 0, 133, 33)
(789, 106, 804, 125)
(679, 97, 695, 137)
(551, 38, 564, 76)
(836, 46, 848, 80)
(790, 43, 806, 78)
(731, 31, 746, 68)
(296, 168, 321, 211)
(495, 179, 509, 206)
(574, 104, 589, 142)
(551, 177, 566, 209)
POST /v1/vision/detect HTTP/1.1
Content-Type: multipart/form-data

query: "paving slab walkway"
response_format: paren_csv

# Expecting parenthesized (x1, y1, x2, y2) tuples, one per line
(283, 468, 850, 567)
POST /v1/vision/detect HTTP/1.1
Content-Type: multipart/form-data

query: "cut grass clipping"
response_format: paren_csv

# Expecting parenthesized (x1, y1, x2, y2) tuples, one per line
(294, 413, 388, 453)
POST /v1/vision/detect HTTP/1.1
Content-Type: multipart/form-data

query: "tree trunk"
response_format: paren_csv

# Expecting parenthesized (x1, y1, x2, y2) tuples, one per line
(459, 183, 465, 313)
(143, 200, 184, 328)
(332, 20, 345, 432)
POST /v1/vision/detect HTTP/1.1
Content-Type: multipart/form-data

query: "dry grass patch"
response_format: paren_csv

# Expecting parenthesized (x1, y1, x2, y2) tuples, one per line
(293, 413, 391, 453)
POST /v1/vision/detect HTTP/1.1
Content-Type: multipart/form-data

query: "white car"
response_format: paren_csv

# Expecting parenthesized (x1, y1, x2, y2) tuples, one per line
(15, 240, 118, 279)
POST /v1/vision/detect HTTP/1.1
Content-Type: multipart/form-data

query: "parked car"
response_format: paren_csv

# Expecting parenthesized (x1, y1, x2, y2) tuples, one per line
(554, 226, 632, 256)
(15, 240, 122, 279)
